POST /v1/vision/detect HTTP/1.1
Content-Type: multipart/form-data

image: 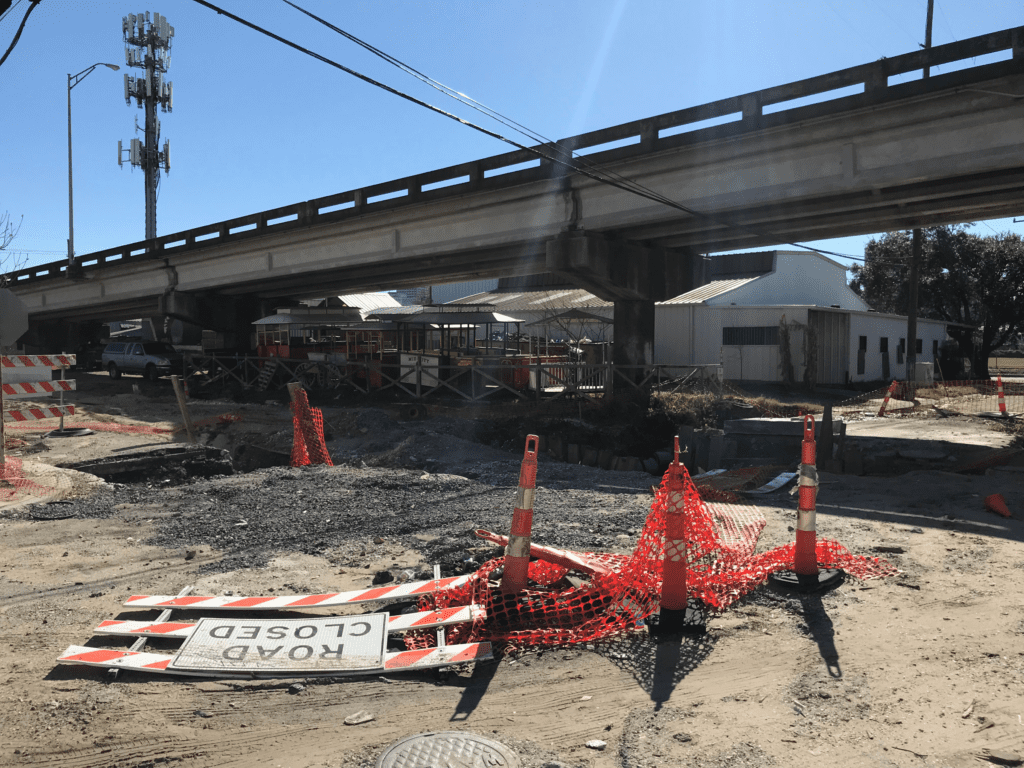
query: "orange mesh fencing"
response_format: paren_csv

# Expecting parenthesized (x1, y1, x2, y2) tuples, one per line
(0, 457, 74, 506)
(834, 379, 1024, 419)
(409, 459, 896, 653)
(289, 389, 332, 467)
(7, 421, 172, 435)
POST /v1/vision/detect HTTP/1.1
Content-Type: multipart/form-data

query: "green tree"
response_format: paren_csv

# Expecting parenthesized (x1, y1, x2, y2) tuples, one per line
(849, 225, 1024, 379)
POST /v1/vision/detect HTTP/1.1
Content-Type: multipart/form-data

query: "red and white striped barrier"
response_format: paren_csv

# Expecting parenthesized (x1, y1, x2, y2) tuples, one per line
(500, 434, 539, 594)
(57, 642, 493, 678)
(94, 605, 486, 639)
(125, 575, 473, 610)
(877, 379, 899, 417)
(1, 354, 75, 368)
(2, 380, 75, 396)
(997, 375, 1007, 416)
(3, 405, 74, 423)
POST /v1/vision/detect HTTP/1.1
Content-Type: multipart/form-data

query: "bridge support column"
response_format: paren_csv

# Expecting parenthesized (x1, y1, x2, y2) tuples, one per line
(546, 232, 695, 395)
(157, 291, 266, 351)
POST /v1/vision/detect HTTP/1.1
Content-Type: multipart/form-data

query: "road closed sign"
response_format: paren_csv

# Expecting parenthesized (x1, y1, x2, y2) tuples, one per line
(168, 615, 388, 674)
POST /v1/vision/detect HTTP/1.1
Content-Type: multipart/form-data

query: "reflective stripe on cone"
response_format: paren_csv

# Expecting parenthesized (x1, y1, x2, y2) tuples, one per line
(794, 415, 819, 576)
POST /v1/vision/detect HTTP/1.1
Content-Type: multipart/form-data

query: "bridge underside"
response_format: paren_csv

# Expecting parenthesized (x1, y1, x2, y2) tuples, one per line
(12, 29, 1024, 373)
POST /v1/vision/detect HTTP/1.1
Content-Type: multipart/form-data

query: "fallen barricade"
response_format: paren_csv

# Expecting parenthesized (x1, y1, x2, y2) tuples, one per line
(57, 428, 899, 679)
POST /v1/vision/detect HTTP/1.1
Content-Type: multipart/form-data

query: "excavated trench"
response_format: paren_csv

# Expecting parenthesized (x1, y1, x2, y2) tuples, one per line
(58, 445, 236, 485)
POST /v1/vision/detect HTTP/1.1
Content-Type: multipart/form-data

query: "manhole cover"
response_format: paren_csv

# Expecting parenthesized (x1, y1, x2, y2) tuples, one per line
(376, 731, 520, 768)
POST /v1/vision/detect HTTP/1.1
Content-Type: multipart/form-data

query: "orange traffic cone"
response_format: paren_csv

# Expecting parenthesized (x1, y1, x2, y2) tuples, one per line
(877, 380, 899, 417)
(984, 493, 1011, 519)
(500, 435, 539, 594)
(997, 375, 1007, 417)
(653, 436, 706, 635)
(770, 414, 843, 592)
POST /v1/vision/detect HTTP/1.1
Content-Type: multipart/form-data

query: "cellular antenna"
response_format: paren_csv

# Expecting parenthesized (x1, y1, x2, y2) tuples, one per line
(117, 10, 174, 243)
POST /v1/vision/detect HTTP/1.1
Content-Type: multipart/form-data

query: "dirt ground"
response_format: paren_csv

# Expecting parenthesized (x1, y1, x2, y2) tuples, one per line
(1, 371, 1023, 768)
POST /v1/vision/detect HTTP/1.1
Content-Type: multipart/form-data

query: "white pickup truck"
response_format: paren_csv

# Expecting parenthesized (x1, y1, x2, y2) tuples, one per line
(101, 340, 183, 381)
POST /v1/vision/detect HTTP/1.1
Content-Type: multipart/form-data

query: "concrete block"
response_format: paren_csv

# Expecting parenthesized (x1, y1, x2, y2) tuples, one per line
(582, 447, 599, 466)
(707, 431, 724, 470)
(567, 443, 581, 464)
(723, 418, 843, 437)
(598, 449, 615, 470)
(842, 444, 864, 475)
(548, 434, 566, 461)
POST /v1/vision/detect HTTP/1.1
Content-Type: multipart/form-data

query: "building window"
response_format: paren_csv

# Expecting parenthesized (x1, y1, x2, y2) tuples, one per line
(880, 337, 888, 352)
(722, 326, 780, 345)
(933, 339, 939, 360)
(857, 336, 866, 375)
(916, 338, 923, 354)
(897, 338, 905, 364)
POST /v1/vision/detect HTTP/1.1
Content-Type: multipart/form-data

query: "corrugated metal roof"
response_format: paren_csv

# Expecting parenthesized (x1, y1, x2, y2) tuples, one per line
(337, 293, 402, 310)
(449, 289, 611, 311)
(660, 277, 761, 305)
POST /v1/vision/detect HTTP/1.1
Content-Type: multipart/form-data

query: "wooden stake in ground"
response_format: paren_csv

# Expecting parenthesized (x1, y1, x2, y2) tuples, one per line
(170, 375, 197, 444)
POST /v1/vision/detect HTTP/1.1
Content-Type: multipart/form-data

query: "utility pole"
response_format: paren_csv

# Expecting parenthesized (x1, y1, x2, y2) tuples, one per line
(118, 11, 174, 243)
(907, 0, 934, 382)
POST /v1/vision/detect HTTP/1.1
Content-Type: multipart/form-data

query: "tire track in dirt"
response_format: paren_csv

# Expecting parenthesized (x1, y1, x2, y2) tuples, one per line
(14, 725, 324, 768)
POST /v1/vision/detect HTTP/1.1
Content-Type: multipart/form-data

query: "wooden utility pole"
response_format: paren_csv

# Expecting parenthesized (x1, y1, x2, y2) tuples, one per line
(907, 0, 934, 383)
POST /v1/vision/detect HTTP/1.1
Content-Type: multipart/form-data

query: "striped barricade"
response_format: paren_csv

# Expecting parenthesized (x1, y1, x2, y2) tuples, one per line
(2, 379, 75, 396)
(93, 605, 486, 639)
(1, 355, 77, 444)
(123, 574, 473, 610)
(57, 642, 493, 678)
(57, 582, 489, 679)
(3, 405, 75, 423)
(1, 354, 75, 368)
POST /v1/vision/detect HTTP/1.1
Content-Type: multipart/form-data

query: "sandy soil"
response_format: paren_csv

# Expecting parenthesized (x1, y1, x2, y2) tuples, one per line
(1, 372, 1022, 768)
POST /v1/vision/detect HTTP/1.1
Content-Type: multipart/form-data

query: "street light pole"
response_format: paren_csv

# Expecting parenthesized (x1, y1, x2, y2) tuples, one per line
(67, 62, 119, 278)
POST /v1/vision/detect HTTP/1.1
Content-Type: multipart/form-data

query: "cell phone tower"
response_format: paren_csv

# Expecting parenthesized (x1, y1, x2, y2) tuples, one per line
(117, 11, 173, 242)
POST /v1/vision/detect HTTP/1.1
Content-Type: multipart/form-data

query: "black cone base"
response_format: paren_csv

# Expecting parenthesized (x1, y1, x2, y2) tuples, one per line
(45, 428, 94, 438)
(648, 598, 707, 636)
(769, 568, 844, 593)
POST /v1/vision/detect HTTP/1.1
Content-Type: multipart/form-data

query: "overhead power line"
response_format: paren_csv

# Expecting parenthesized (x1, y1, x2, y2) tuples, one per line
(193, 0, 877, 264)
(0, 0, 38, 69)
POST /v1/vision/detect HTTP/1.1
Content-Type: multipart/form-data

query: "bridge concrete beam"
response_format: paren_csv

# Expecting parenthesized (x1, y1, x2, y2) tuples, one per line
(546, 232, 698, 387)
(544, 232, 694, 303)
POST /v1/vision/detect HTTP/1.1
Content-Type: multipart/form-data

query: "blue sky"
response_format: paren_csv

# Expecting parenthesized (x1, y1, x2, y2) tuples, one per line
(1, 0, 1021, 278)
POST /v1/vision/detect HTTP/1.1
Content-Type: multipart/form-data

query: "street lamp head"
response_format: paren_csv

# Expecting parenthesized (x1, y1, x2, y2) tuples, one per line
(102, 64, 120, 71)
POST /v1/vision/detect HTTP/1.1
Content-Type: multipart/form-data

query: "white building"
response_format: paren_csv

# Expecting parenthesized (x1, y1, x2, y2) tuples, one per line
(450, 250, 953, 385)
(655, 251, 949, 384)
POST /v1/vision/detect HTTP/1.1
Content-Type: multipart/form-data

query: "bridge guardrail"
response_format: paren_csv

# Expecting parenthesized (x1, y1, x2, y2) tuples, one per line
(7, 26, 1022, 288)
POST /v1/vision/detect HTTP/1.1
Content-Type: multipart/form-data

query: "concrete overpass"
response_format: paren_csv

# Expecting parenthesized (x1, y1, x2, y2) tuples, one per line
(11, 27, 1024, 367)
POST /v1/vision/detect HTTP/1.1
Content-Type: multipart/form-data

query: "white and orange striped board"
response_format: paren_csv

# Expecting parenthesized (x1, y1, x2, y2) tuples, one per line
(125, 575, 473, 610)
(56, 642, 492, 678)
(2, 380, 76, 396)
(3, 405, 75, 422)
(171, 615, 390, 673)
(94, 605, 486, 640)
(1, 355, 75, 368)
